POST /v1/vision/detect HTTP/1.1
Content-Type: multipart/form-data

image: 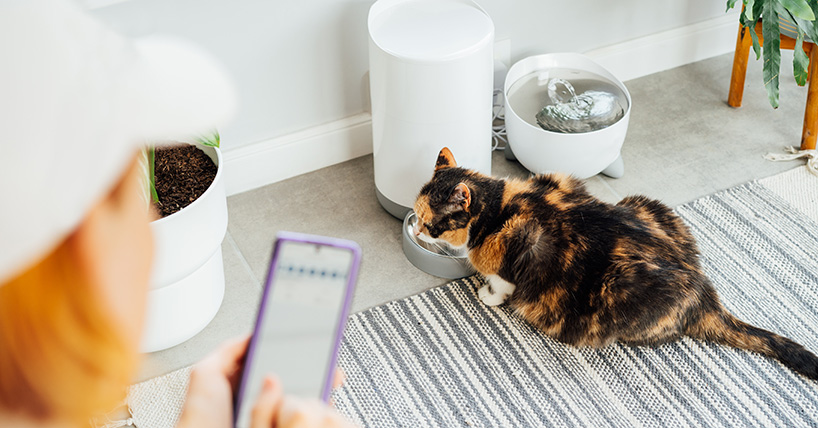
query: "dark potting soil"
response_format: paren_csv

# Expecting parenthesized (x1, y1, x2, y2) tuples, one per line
(153, 145, 217, 218)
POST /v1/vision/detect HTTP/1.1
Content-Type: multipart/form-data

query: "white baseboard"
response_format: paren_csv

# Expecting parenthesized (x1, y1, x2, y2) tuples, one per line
(223, 12, 742, 196)
(584, 11, 741, 82)
(222, 113, 372, 196)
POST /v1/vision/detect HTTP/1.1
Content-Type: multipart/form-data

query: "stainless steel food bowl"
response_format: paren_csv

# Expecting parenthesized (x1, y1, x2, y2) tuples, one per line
(402, 211, 475, 279)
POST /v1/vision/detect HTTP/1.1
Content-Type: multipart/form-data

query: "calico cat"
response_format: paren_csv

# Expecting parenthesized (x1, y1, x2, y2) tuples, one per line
(413, 147, 818, 380)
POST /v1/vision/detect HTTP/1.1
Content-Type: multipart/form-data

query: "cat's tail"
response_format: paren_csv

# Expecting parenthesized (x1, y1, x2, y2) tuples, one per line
(686, 309, 818, 381)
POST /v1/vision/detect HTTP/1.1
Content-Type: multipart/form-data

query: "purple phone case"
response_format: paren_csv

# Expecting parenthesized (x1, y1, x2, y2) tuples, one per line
(233, 231, 362, 424)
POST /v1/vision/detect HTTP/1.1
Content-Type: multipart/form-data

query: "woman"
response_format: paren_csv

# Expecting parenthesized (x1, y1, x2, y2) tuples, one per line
(0, 1, 354, 427)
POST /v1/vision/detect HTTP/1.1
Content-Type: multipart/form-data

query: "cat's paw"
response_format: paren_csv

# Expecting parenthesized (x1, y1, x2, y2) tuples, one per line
(478, 285, 509, 307)
(479, 274, 516, 307)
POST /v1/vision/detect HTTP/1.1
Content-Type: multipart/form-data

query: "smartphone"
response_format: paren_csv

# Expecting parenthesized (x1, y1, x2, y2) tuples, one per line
(233, 232, 361, 428)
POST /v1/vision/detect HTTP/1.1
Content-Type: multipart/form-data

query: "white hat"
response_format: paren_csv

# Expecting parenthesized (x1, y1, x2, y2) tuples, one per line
(0, 0, 237, 284)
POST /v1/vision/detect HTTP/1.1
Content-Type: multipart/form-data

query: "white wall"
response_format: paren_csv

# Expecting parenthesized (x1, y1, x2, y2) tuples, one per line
(91, 0, 373, 152)
(91, 0, 734, 153)
(486, 0, 728, 59)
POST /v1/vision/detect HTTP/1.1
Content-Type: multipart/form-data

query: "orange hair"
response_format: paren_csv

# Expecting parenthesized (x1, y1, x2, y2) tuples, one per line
(0, 234, 138, 425)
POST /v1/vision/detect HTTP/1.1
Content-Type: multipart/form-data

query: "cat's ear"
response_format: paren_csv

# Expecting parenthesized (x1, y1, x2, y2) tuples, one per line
(448, 183, 471, 211)
(435, 147, 457, 171)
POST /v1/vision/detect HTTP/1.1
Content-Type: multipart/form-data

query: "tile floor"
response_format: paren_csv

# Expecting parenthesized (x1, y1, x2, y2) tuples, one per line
(135, 51, 810, 382)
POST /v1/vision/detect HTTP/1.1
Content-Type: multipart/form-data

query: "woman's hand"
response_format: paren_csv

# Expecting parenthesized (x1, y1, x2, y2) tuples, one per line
(176, 336, 355, 428)
(176, 336, 250, 428)
(251, 376, 356, 428)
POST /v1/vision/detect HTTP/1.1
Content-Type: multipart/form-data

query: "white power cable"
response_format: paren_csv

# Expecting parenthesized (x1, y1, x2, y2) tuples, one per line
(492, 89, 507, 151)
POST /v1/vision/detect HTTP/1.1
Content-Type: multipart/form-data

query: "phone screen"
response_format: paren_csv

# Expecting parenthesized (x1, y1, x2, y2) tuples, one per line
(235, 238, 356, 428)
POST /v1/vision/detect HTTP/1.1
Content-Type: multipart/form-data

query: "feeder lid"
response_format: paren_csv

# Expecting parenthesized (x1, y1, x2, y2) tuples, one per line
(369, 0, 494, 62)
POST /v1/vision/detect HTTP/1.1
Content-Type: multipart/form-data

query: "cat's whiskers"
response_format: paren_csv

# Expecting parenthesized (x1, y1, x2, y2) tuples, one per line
(428, 241, 472, 267)
(430, 240, 456, 257)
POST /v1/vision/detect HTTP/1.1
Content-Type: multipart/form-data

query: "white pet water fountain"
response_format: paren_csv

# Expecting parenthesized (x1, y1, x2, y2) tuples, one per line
(504, 53, 631, 178)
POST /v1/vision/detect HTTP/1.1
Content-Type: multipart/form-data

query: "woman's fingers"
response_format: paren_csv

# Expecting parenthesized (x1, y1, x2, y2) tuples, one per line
(250, 375, 283, 428)
(332, 369, 346, 390)
(194, 336, 250, 389)
(276, 396, 357, 428)
(203, 336, 250, 373)
(177, 337, 251, 428)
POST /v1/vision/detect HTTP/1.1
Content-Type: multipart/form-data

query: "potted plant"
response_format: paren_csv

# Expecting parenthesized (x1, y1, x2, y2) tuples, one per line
(728, 0, 818, 107)
(139, 132, 228, 353)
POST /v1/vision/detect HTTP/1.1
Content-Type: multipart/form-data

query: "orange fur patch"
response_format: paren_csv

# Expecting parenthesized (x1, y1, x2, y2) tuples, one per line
(502, 214, 530, 232)
(435, 147, 457, 171)
(731, 331, 771, 353)
(540, 173, 583, 210)
(692, 312, 725, 338)
(470, 241, 504, 275)
(441, 227, 468, 247)
(561, 236, 587, 268)
(414, 195, 432, 223)
(610, 239, 646, 264)
(691, 312, 772, 354)
(544, 190, 565, 207)
(552, 173, 576, 191)
(632, 208, 673, 241)
(502, 179, 531, 205)
(514, 289, 567, 338)
(469, 214, 534, 274)
(578, 313, 615, 347)
(627, 312, 683, 344)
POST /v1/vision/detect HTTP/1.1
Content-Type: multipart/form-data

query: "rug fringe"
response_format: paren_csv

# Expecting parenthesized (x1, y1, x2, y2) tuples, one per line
(764, 146, 818, 177)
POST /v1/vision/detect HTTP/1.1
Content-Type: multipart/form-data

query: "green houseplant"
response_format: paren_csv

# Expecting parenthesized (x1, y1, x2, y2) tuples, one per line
(727, 0, 818, 108)
(139, 132, 228, 352)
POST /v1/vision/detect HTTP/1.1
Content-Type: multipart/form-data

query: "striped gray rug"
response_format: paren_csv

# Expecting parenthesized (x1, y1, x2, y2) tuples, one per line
(332, 179, 818, 427)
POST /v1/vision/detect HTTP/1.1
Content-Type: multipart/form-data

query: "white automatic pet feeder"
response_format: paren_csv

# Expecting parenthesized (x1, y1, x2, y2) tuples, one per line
(368, 0, 494, 279)
(504, 53, 631, 179)
(368, 0, 494, 219)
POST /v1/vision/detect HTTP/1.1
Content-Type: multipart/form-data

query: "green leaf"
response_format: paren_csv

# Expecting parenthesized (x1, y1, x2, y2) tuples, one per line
(138, 146, 159, 207)
(148, 146, 159, 203)
(752, 0, 764, 24)
(743, 15, 762, 60)
(793, 26, 809, 86)
(779, 0, 814, 20)
(749, 28, 762, 60)
(744, 0, 756, 21)
(812, 1, 818, 40)
(762, 0, 781, 108)
(726, 0, 739, 12)
(738, 3, 762, 60)
(788, 11, 818, 42)
(195, 130, 220, 148)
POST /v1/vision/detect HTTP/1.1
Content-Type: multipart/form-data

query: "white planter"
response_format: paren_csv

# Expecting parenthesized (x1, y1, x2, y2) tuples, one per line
(140, 144, 227, 353)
